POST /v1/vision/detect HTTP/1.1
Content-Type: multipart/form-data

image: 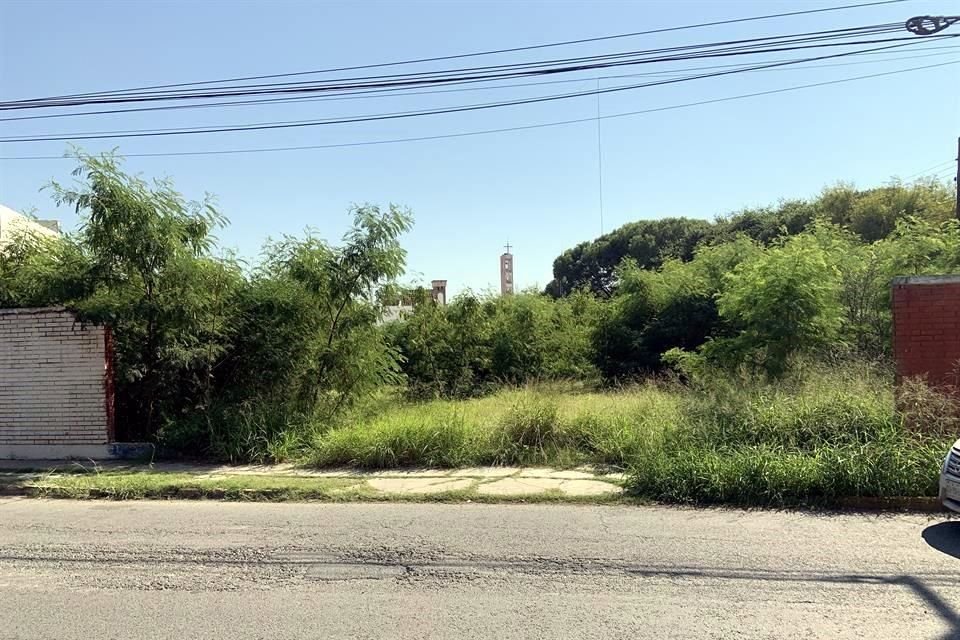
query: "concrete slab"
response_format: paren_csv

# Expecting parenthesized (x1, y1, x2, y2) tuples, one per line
(517, 469, 596, 480)
(449, 467, 518, 478)
(477, 477, 623, 497)
(560, 480, 623, 496)
(367, 469, 452, 478)
(477, 478, 566, 496)
(366, 478, 474, 494)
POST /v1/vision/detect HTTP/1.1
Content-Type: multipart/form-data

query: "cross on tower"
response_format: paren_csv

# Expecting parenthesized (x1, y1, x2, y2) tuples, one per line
(504, 242, 512, 254)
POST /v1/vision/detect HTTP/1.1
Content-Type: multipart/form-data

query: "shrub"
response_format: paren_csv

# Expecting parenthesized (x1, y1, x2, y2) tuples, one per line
(390, 291, 598, 399)
(896, 376, 960, 437)
(1, 151, 412, 458)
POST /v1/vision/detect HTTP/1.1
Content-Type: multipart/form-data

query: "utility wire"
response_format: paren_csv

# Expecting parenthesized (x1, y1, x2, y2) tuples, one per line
(903, 159, 956, 179)
(3, 59, 953, 160)
(0, 24, 909, 110)
(4, 44, 955, 123)
(0, 39, 944, 143)
(17, 0, 910, 103)
(1, 38, 948, 143)
(57, 24, 904, 98)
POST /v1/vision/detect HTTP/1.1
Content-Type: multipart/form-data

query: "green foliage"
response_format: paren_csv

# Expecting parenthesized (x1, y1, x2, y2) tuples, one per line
(547, 179, 954, 299)
(41, 152, 232, 438)
(0, 231, 93, 307)
(707, 233, 844, 377)
(820, 179, 955, 242)
(547, 217, 713, 297)
(387, 291, 598, 398)
(589, 245, 742, 379)
(0, 152, 412, 459)
(628, 365, 947, 506)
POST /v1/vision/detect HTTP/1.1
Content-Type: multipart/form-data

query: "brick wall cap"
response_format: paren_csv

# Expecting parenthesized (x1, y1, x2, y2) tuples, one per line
(0, 306, 69, 316)
(892, 275, 960, 286)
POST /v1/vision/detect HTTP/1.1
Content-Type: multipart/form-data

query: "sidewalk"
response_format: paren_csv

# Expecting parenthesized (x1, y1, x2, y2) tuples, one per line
(0, 460, 626, 500)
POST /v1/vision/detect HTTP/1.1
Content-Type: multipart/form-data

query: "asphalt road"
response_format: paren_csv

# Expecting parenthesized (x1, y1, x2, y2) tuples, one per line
(1, 499, 959, 639)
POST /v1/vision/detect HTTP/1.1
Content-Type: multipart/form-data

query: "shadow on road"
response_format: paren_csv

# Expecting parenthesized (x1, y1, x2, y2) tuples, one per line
(922, 521, 960, 560)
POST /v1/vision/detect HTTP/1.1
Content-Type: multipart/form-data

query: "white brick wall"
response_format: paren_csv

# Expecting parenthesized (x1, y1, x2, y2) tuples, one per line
(0, 308, 112, 445)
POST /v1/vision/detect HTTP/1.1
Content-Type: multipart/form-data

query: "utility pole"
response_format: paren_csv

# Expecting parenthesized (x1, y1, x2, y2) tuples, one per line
(595, 78, 604, 236)
(903, 16, 960, 219)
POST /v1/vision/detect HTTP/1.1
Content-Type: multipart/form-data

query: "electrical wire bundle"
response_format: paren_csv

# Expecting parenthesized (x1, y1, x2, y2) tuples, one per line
(1, 0, 957, 155)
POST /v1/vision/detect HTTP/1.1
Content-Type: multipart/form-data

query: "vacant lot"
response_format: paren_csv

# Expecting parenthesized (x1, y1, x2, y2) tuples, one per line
(306, 366, 954, 506)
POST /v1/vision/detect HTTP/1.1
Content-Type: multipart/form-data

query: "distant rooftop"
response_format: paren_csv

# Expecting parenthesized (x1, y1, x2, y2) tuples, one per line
(0, 204, 60, 243)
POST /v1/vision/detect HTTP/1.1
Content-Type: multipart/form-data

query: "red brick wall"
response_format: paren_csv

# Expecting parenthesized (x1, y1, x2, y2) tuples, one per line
(892, 276, 960, 389)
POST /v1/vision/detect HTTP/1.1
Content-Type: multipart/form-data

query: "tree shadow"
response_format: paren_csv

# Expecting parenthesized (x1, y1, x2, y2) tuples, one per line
(922, 521, 960, 560)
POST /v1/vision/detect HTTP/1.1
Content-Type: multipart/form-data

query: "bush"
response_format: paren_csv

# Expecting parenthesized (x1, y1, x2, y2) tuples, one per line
(389, 291, 598, 398)
(1, 151, 412, 458)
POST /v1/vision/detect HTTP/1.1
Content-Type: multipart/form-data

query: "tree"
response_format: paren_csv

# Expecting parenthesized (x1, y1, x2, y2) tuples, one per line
(48, 151, 227, 439)
(708, 233, 844, 377)
(547, 217, 713, 297)
(546, 178, 954, 300)
(228, 205, 412, 417)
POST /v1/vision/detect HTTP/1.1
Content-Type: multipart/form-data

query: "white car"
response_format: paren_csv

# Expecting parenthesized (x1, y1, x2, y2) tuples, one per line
(940, 439, 960, 512)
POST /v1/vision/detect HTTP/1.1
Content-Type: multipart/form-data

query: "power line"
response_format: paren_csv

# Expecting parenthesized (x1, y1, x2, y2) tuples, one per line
(15, 0, 910, 103)
(3, 59, 953, 161)
(71, 25, 908, 98)
(902, 159, 956, 179)
(3, 45, 955, 123)
(2, 38, 944, 143)
(0, 23, 909, 110)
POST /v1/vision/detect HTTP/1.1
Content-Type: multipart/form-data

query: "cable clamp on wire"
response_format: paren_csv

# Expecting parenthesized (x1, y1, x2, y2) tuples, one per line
(905, 16, 960, 36)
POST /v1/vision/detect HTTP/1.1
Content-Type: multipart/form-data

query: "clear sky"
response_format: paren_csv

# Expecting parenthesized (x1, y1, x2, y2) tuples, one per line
(1, 0, 957, 295)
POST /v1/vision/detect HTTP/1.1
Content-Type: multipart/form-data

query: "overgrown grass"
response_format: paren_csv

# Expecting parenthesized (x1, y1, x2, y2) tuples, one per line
(12, 364, 951, 507)
(304, 365, 955, 506)
(25, 472, 363, 501)
(311, 383, 680, 468)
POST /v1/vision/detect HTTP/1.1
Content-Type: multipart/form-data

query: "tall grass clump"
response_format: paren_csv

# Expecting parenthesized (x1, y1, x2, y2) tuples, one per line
(625, 363, 953, 505)
(677, 362, 897, 450)
(311, 384, 681, 469)
(313, 401, 478, 468)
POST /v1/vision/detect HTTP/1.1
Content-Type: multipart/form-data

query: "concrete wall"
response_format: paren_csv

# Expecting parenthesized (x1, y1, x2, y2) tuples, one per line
(892, 275, 960, 389)
(0, 308, 114, 458)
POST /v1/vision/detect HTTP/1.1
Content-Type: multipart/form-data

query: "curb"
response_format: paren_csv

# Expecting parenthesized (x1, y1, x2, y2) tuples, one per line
(834, 496, 944, 512)
(0, 481, 948, 511)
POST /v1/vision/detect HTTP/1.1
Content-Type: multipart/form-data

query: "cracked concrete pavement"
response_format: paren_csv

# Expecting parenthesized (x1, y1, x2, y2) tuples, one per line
(0, 461, 626, 497)
(1, 499, 958, 639)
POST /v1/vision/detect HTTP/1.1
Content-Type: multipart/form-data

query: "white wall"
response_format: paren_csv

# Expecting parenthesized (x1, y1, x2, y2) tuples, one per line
(0, 308, 112, 449)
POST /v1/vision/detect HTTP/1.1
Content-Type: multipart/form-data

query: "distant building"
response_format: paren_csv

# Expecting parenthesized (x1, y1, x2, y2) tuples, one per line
(431, 280, 447, 306)
(0, 204, 60, 249)
(500, 243, 514, 295)
(381, 305, 414, 324)
(380, 279, 447, 324)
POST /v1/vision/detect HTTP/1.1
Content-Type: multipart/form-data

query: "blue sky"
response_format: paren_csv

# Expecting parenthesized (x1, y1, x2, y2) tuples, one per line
(1, 0, 957, 295)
